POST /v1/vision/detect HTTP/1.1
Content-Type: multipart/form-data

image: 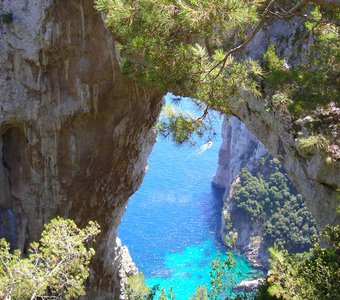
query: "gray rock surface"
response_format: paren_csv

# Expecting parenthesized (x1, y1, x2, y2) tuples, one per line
(230, 18, 340, 229)
(231, 94, 339, 229)
(115, 237, 139, 300)
(214, 117, 269, 268)
(213, 116, 267, 197)
(0, 1, 161, 298)
(234, 278, 265, 292)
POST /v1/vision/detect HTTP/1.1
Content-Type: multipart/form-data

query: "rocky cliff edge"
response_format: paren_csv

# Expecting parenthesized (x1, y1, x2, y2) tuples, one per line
(0, 1, 161, 298)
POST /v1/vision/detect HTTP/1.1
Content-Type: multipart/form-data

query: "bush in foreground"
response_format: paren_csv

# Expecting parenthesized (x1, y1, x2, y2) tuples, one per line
(0, 217, 100, 300)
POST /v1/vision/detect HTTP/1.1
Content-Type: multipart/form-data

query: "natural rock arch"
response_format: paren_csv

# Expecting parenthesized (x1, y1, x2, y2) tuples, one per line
(0, 1, 338, 299)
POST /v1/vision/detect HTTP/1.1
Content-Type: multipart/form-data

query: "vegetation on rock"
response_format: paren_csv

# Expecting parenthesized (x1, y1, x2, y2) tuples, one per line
(228, 156, 318, 254)
(0, 217, 100, 300)
(126, 272, 160, 300)
(190, 286, 208, 300)
(95, 0, 339, 144)
(258, 225, 340, 300)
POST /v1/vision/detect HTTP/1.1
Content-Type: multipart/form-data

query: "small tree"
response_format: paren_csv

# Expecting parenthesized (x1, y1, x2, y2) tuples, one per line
(158, 287, 176, 300)
(190, 286, 208, 300)
(262, 225, 340, 300)
(126, 272, 160, 300)
(0, 217, 100, 300)
(208, 252, 236, 300)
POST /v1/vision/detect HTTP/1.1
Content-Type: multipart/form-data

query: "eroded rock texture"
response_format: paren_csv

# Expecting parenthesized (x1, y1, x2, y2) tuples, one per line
(231, 96, 339, 230)
(213, 116, 267, 196)
(229, 19, 340, 230)
(213, 117, 269, 268)
(0, 1, 161, 298)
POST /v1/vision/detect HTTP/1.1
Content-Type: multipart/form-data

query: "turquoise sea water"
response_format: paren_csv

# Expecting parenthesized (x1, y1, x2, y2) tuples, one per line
(118, 99, 261, 299)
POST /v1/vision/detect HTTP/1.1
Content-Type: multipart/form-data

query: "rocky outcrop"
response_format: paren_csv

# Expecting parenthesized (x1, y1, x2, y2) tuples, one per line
(0, 1, 161, 299)
(115, 237, 139, 299)
(215, 116, 319, 269)
(231, 97, 339, 230)
(213, 116, 267, 197)
(213, 117, 269, 268)
(229, 18, 339, 230)
(234, 278, 265, 293)
(222, 184, 270, 268)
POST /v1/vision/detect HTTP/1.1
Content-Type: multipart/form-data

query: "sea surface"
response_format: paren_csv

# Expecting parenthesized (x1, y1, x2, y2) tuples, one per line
(118, 98, 261, 299)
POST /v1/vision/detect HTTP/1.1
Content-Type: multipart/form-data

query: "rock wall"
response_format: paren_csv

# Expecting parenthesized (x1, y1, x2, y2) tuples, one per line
(1, 2, 338, 298)
(115, 237, 139, 299)
(213, 18, 339, 269)
(231, 97, 339, 231)
(213, 116, 267, 197)
(213, 117, 269, 268)
(214, 117, 318, 269)
(0, 1, 162, 298)
(229, 18, 340, 230)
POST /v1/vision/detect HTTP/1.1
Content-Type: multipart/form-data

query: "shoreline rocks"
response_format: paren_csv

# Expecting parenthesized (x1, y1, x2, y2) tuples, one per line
(234, 278, 265, 292)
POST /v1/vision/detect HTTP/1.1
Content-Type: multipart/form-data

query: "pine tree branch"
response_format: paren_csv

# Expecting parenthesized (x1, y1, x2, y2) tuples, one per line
(205, 0, 276, 80)
(206, 0, 339, 81)
(197, 106, 209, 121)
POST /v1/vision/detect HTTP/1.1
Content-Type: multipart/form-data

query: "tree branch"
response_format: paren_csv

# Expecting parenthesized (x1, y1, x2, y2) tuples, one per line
(205, 0, 276, 80)
(284, 0, 309, 16)
(206, 0, 340, 81)
(311, 0, 340, 7)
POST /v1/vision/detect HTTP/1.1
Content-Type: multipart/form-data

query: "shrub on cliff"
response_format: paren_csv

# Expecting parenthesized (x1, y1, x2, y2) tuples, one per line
(190, 286, 208, 300)
(0, 217, 100, 300)
(126, 272, 160, 300)
(230, 156, 318, 254)
(258, 225, 340, 300)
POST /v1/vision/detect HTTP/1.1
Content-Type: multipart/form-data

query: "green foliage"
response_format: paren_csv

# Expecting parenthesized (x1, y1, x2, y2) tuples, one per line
(190, 285, 208, 300)
(0, 217, 100, 300)
(126, 272, 160, 300)
(95, 0, 265, 144)
(262, 225, 340, 300)
(208, 252, 237, 300)
(224, 233, 238, 248)
(157, 104, 211, 145)
(158, 287, 176, 300)
(95, 0, 262, 96)
(0, 12, 13, 24)
(297, 134, 329, 157)
(263, 45, 286, 85)
(263, 6, 340, 116)
(96, 0, 339, 143)
(229, 156, 317, 253)
(126, 282, 174, 300)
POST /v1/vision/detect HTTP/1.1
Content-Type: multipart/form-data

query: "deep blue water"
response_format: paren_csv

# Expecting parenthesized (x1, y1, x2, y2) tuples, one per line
(118, 99, 261, 299)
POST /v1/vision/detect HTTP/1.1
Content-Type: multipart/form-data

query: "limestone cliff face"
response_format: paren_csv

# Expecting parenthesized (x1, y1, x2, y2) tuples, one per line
(0, 1, 161, 298)
(229, 19, 339, 230)
(213, 116, 267, 197)
(213, 117, 269, 268)
(231, 96, 339, 230)
(213, 18, 339, 268)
